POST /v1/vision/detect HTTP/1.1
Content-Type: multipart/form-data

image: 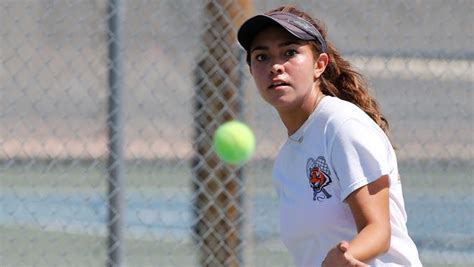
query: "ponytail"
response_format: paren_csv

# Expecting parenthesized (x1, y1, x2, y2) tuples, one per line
(321, 46, 390, 135)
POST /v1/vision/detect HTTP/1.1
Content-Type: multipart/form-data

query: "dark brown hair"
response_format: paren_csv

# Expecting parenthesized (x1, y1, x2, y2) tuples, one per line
(247, 5, 390, 135)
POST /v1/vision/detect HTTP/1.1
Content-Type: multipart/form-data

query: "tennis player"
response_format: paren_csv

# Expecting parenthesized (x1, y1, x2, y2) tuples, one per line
(237, 5, 422, 266)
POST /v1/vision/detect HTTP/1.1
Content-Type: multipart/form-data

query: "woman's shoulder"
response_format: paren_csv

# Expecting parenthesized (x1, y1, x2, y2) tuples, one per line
(318, 96, 368, 124)
(313, 97, 381, 141)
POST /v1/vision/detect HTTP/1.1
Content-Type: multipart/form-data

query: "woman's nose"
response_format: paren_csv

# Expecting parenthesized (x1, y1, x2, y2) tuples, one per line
(270, 62, 284, 74)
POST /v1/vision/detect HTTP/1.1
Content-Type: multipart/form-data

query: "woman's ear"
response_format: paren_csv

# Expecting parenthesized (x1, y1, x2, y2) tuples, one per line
(314, 53, 329, 78)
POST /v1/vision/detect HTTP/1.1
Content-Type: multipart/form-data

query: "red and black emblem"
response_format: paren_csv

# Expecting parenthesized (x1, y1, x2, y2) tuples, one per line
(306, 156, 332, 201)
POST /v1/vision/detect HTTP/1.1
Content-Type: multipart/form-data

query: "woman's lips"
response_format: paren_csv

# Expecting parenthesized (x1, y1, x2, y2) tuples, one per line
(269, 81, 289, 89)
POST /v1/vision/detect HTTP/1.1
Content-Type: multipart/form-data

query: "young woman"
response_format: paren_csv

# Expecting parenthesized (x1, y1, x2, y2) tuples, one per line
(237, 5, 421, 266)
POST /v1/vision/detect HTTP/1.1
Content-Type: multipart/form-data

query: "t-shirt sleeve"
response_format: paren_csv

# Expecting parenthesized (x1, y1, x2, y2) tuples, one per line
(329, 118, 391, 201)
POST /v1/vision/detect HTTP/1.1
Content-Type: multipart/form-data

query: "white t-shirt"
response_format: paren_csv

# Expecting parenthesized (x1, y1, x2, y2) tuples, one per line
(272, 96, 421, 266)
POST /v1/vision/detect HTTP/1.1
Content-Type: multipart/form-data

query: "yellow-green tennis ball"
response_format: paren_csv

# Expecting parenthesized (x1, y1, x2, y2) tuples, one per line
(213, 120, 256, 165)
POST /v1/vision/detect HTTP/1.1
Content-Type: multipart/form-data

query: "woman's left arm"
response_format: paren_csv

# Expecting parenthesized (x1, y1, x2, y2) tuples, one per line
(324, 174, 391, 265)
(346, 174, 391, 261)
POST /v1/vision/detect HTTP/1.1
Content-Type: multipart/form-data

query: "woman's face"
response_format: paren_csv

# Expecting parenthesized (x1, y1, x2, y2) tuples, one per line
(249, 26, 318, 111)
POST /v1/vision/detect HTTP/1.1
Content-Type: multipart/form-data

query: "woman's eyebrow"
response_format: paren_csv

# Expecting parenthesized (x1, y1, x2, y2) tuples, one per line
(278, 40, 302, 47)
(250, 45, 268, 53)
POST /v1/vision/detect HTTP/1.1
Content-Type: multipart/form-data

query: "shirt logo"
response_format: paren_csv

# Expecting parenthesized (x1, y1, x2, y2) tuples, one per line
(306, 156, 332, 201)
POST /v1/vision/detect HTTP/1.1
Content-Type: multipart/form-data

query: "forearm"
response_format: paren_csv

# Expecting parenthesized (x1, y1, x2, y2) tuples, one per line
(344, 175, 391, 262)
(347, 222, 391, 262)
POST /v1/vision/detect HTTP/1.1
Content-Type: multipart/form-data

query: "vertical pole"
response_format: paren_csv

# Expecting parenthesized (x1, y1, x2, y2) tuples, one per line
(106, 0, 124, 266)
(192, 1, 252, 266)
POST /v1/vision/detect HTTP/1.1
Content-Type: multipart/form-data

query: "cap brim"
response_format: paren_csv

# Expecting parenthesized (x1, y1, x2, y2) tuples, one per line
(237, 14, 315, 51)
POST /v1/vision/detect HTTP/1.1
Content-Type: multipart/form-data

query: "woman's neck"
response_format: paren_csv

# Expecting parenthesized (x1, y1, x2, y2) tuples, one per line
(278, 90, 325, 136)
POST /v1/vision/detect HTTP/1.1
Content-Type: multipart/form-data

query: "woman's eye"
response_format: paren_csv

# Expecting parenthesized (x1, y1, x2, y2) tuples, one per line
(285, 49, 297, 57)
(255, 54, 267, 61)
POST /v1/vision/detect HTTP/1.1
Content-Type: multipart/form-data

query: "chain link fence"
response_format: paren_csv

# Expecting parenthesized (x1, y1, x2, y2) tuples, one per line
(1, 0, 473, 266)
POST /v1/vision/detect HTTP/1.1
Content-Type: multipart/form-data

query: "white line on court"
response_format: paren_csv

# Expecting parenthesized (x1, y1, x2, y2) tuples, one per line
(349, 56, 474, 82)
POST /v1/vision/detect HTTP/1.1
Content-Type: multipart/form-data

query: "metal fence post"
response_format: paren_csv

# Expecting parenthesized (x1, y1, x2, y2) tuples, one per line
(106, 0, 124, 266)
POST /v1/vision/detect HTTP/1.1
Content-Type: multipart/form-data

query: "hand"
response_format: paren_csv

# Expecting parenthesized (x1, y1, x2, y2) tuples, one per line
(322, 241, 368, 267)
